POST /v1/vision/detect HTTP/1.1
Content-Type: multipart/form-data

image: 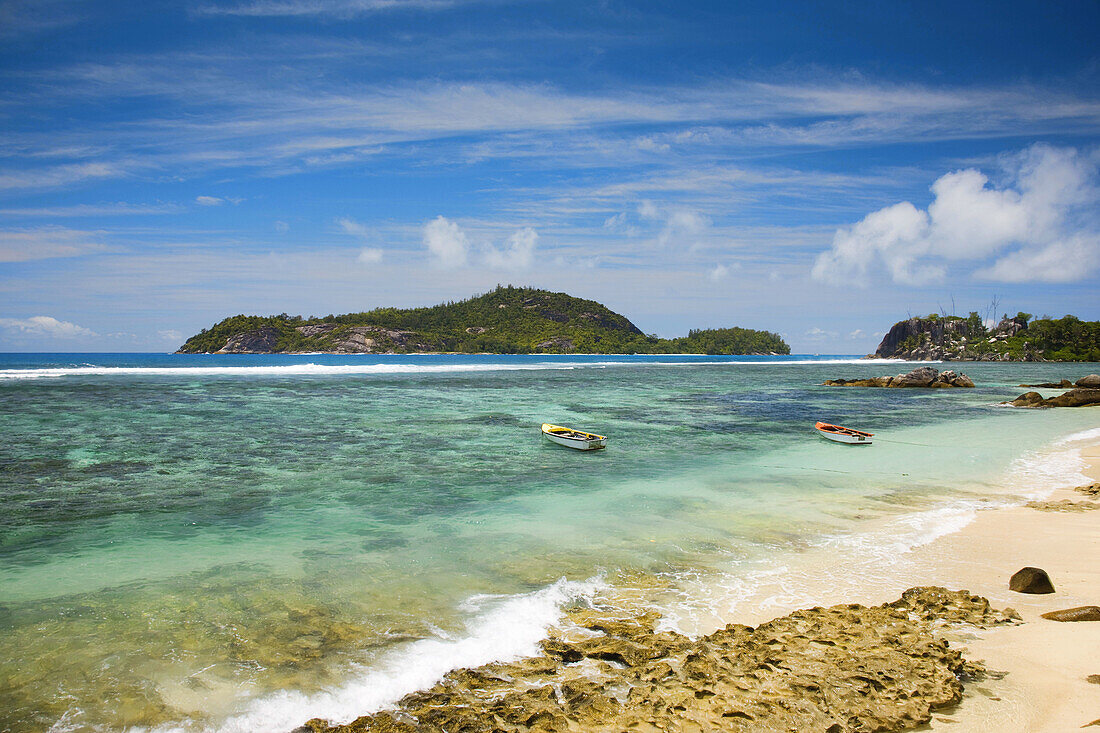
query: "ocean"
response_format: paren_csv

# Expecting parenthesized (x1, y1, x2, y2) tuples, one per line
(1, 353, 1097, 733)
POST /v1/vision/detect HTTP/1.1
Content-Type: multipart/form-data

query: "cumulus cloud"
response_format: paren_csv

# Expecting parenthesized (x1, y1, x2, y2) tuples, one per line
(848, 329, 866, 339)
(812, 144, 1100, 286)
(485, 227, 537, 270)
(357, 247, 383, 264)
(337, 217, 384, 263)
(195, 195, 223, 206)
(708, 262, 740, 280)
(0, 316, 96, 339)
(804, 327, 838, 340)
(157, 329, 183, 342)
(423, 216, 469, 268)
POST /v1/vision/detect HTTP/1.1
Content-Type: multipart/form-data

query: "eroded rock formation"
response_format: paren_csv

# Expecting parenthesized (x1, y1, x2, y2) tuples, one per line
(301, 587, 1018, 733)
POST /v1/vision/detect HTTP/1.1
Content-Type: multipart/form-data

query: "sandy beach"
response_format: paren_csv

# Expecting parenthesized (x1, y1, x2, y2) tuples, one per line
(916, 441, 1100, 731)
(720, 437, 1100, 732)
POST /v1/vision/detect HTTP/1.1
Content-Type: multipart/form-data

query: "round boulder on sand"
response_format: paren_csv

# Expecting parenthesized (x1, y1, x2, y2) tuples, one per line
(1009, 566, 1055, 594)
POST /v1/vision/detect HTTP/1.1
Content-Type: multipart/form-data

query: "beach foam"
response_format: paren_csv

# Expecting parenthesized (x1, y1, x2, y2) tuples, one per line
(0, 357, 904, 381)
(141, 576, 604, 733)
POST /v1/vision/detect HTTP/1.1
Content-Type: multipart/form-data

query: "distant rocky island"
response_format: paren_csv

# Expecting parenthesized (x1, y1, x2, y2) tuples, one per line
(873, 313, 1099, 362)
(177, 286, 790, 355)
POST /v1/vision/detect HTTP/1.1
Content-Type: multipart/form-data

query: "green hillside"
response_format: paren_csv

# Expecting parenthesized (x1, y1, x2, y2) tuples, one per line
(177, 286, 789, 355)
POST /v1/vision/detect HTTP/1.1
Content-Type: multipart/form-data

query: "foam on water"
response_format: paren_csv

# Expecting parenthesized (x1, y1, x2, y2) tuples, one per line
(0, 357, 907, 381)
(139, 576, 605, 733)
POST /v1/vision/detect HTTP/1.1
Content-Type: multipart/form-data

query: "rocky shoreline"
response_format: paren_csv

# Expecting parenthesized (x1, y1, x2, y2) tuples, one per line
(300, 587, 1018, 733)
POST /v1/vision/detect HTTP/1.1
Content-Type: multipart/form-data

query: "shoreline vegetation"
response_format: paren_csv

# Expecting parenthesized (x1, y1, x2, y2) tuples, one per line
(176, 286, 790, 356)
(299, 440, 1100, 733)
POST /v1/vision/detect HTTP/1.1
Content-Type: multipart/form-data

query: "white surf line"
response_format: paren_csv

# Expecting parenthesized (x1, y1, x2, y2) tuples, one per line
(0, 357, 909, 381)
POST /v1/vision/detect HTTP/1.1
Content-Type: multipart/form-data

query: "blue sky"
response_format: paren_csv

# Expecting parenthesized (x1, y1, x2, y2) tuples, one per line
(1, 0, 1098, 352)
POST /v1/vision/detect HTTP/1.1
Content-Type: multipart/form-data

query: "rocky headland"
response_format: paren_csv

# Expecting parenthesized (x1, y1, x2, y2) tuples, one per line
(872, 313, 1098, 361)
(300, 587, 1017, 733)
(824, 366, 975, 388)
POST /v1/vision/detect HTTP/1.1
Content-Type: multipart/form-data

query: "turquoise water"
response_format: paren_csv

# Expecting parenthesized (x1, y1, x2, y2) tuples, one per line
(1, 354, 1097, 732)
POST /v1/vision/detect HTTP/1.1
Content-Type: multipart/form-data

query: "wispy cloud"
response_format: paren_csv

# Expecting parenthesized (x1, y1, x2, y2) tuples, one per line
(0, 202, 180, 217)
(6, 57, 1099, 192)
(0, 162, 123, 192)
(0, 227, 109, 263)
(195, 0, 464, 18)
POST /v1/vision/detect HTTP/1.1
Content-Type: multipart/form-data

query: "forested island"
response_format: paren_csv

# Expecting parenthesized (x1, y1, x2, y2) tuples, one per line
(874, 312, 1100, 361)
(177, 286, 790, 355)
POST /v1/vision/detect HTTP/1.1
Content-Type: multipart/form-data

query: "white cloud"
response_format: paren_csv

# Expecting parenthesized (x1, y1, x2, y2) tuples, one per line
(195, 195, 224, 206)
(813, 144, 1100, 286)
(848, 329, 865, 339)
(274, 220, 289, 232)
(357, 247, 383, 264)
(485, 227, 537, 270)
(422, 215, 469, 268)
(157, 329, 184, 342)
(0, 316, 96, 339)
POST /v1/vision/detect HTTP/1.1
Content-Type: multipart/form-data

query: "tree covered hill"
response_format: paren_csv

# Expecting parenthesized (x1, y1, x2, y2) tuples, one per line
(177, 286, 790, 356)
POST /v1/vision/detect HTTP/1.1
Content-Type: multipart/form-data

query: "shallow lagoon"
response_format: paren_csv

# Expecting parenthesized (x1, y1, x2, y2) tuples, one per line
(1, 354, 1097, 732)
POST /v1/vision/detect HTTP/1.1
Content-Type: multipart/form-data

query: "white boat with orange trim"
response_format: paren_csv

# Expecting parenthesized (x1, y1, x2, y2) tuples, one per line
(815, 421, 873, 445)
(541, 423, 607, 451)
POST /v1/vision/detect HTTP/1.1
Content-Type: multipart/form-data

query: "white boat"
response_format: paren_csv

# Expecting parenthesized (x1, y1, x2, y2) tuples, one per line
(541, 423, 607, 451)
(815, 421, 873, 445)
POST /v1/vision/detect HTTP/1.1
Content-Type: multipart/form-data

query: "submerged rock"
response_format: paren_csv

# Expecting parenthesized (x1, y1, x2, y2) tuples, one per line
(1075, 482, 1100, 497)
(1009, 567, 1055, 594)
(1008, 388, 1100, 407)
(1040, 606, 1100, 622)
(302, 587, 1017, 733)
(1025, 499, 1099, 512)
(824, 367, 974, 389)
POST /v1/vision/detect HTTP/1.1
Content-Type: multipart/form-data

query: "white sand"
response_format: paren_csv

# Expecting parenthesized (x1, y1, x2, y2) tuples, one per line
(915, 442, 1100, 732)
(720, 439, 1100, 731)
